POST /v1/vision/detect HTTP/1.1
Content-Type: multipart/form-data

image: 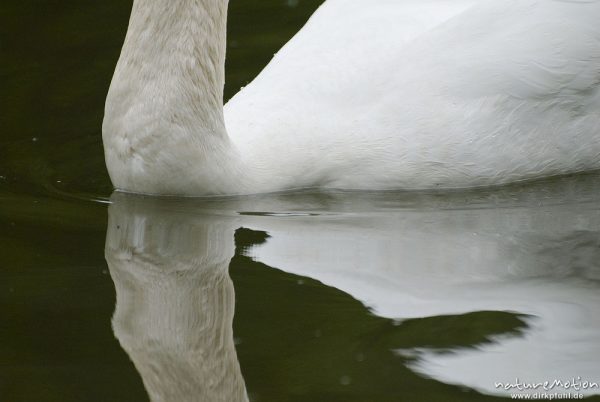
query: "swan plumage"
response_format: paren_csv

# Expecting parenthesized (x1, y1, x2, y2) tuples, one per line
(103, 0, 600, 196)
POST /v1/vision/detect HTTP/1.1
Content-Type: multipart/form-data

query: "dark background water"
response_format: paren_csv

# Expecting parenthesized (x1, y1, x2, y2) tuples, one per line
(1, 1, 599, 401)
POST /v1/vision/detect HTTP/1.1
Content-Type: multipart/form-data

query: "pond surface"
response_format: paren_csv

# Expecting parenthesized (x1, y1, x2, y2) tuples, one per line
(1, 1, 600, 401)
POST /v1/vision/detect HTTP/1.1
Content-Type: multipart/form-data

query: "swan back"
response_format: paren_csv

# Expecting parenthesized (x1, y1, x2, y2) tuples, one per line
(225, 0, 600, 190)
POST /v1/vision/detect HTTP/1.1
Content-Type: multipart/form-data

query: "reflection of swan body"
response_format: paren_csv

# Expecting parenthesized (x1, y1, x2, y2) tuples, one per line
(247, 203, 600, 396)
(237, 180, 600, 396)
(103, 0, 600, 196)
(105, 195, 248, 402)
(106, 174, 600, 397)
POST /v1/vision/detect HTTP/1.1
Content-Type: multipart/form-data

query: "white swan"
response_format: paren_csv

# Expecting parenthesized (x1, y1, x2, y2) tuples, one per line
(103, 0, 600, 196)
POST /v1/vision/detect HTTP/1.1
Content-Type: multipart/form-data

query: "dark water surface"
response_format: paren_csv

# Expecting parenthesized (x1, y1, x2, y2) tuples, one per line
(2, 1, 600, 401)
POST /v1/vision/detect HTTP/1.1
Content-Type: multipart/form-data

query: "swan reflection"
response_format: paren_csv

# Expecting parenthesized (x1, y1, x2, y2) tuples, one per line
(105, 174, 600, 399)
(105, 195, 248, 402)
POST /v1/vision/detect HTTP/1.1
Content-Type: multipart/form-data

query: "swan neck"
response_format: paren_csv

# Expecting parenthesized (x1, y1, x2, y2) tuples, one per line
(126, 0, 228, 130)
(103, 0, 239, 195)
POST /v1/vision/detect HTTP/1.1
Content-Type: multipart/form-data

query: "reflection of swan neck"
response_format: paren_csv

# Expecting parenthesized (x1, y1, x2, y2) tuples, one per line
(106, 194, 248, 402)
(110, 265, 246, 402)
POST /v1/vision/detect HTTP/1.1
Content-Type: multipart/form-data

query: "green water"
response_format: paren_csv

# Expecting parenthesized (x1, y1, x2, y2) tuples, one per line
(2, 1, 600, 401)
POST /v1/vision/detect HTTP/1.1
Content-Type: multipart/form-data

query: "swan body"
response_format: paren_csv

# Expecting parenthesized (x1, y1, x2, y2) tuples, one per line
(103, 0, 600, 196)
